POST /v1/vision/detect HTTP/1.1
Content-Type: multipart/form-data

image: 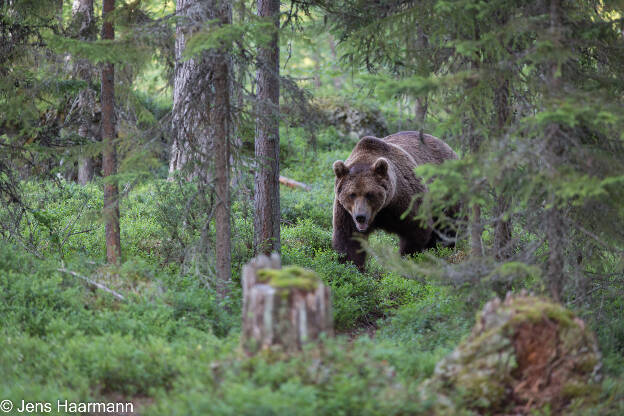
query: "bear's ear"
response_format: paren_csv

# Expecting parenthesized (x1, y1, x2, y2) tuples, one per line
(333, 160, 349, 178)
(373, 158, 389, 178)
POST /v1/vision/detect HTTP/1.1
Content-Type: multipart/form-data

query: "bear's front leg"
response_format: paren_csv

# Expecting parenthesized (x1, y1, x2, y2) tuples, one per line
(332, 200, 368, 272)
(399, 226, 432, 257)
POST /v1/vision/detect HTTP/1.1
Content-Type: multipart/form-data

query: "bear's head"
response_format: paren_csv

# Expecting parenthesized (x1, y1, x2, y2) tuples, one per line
(333, 158, 392, 232)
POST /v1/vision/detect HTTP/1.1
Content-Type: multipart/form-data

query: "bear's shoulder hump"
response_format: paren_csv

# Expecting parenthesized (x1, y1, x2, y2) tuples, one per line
(356, 136, 391, 152)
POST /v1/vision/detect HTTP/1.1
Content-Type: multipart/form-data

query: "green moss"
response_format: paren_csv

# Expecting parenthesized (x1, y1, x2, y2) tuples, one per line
(508, 298, 575, 328)
(562, 380, 599, 400)
(257, 266, 321, 291)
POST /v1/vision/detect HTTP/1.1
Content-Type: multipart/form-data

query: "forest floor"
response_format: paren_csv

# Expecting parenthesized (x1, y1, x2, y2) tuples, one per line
(0, 129, 623, 415)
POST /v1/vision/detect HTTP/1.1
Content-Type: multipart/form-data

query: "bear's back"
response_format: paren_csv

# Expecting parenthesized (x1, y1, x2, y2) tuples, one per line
(346, 135, 414, 167)
(383, 131, 458, 166)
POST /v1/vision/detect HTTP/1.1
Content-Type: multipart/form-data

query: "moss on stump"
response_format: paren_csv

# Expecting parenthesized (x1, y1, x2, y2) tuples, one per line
(421, 292, 601, 415)
(257, 266, 321, 291)
(241, 255, 332, 355)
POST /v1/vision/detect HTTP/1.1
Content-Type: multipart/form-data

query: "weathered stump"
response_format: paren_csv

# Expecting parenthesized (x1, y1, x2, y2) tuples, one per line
(241, 254, 333, 354)
(420, 292, 602, 415)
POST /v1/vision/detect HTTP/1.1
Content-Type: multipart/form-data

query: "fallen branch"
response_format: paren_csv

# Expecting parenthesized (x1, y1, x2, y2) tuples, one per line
(57, 268, 126, 301)
(279, 175, 311, 191)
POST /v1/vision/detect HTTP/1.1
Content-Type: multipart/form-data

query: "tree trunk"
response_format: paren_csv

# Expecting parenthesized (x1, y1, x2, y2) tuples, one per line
(470, 204, 484, 257)
(413, 24, 428, 129)
(77, 125, 94, 185)
(72, 0, 96, 185)
(493, 190, 512, 259)
(241, 254, 333, 355)
(468, 24, 484, 258)
(212, 1, 232, 297)
(546, 0, 565, 301)
(414, 96, 427, 126)
(254, 0, 281, 255)
(493, 77, 513, 260)
(468, 118, 483, 258)
(168, 0, 213, 180)
(101, 0, 121, 264)
(230, 0, 247, 188)
(327, 35, 343, 90)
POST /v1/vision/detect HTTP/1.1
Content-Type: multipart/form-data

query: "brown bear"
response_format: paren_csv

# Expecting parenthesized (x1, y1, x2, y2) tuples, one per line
(332, 131, 458, 271)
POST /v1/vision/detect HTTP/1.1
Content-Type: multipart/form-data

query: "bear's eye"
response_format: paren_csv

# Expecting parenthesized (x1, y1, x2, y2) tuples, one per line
(365, 192, 374, 199)
(349, 193, 356, 199)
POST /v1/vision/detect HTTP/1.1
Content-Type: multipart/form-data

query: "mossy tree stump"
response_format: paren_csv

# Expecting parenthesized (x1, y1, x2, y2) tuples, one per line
(420, 292, 602, 414)
(241, 254, 333, 354)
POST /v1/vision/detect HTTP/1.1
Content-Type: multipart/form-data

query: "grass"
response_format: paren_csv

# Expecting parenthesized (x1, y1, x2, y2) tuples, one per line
(0, 126, 622, 414)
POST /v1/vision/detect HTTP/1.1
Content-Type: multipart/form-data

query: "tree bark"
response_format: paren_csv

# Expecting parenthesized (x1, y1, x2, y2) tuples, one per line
(470, 204, 484, 257)
(254, 0, 281, 255)
(101, 0, 121, 264)
(413, 24, 428, 129)
(468, 24, 484, 258)
(546, 0, 565, 301)
(327, 34, 343, 90)
(77, 125, 94, 185)
(468, 117, 483, 258)
(168, 0, 213, 180)
(72, 0, 96, 185)
(212, 1, 232, 297)
(493, 77, 513, 260)
(241, 254, 333, 355)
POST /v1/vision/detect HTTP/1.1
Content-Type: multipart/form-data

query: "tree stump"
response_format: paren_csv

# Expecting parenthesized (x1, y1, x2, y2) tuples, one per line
(241, 254, 333, 354)
(420, 292, 602, 414)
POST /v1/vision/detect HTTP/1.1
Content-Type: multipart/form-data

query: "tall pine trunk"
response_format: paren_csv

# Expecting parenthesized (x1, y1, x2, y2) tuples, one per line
(212, 1, 232, 297)
(254, 0, 280, 255)
(546, 0, 565, 300)
(413, 25, 428, 128)
(468, 21, 484, 258)
(72, 0, 96, 185)
(101, 0, 121, 264)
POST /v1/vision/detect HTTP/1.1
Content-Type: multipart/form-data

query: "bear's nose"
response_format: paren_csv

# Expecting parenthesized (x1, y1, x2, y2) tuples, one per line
(355, 215, 367, 223)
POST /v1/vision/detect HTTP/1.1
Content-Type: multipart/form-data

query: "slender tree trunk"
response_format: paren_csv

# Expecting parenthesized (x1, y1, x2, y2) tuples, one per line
(493, 76, 513, 260)
(254, 0, 280, 255)
(101, 0, 121, 264)
(230, 0, 247, 188)
(546, 0, 565, 301)
(77, 125, 94, 184)
(414, 96, 427, 126)
(413, 24, 428, 129)
(470, 203, 484, 257)
(468, 117, 483, 258)
(327, 35, 343, 90)
(212, 1, 232, 297)
(72, 0, 96, 185)
(312, 49, 322, 88)
(468, 23, 484, 258)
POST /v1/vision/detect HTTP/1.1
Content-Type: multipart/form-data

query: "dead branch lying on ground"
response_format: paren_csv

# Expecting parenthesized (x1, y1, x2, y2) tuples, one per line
(279, 175, 311, 191)
(57, 268, 126, 301)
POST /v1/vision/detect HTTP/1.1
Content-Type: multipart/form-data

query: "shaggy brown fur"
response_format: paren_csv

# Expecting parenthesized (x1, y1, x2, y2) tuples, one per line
(332, 131, 458, 271)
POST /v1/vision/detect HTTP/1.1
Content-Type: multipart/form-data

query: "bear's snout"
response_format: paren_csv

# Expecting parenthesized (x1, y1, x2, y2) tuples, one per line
(351, 198, 371, 231)
(353, 212, 369, 231)
(354, 214, 369, 231)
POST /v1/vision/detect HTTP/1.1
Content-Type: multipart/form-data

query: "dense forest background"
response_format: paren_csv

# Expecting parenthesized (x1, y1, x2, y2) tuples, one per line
(1, 0, 623, 414)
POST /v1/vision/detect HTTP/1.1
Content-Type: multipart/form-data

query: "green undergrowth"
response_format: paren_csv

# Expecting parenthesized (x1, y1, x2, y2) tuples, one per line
(0, 242, 465, 415)
(1, 128, 622, 414)
(1, 239, 622, 415)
